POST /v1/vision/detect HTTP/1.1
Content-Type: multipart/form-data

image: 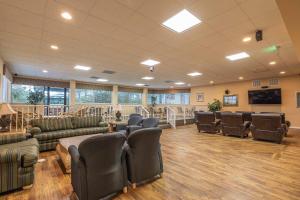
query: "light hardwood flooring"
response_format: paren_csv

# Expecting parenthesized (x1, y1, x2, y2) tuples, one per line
(1, 125, 300, 200)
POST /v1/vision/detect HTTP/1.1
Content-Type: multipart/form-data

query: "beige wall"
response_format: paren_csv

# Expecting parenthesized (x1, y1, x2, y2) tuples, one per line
(191, 75, 300, 127)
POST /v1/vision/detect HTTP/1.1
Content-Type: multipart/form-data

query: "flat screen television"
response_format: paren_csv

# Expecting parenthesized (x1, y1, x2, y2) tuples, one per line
(248, 88, 281, 104)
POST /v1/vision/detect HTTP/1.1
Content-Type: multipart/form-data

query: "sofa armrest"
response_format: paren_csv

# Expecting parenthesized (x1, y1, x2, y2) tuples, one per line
(68, 145, 80, 165)
(99, 122, 108, 127)
(0, 148, 20, 164)
(0, 134, 26, 145)
(30, 127, 42, 136)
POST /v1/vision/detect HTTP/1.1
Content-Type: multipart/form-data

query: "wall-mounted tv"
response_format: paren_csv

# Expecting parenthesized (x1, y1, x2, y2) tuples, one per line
(248, 89, 281, 104)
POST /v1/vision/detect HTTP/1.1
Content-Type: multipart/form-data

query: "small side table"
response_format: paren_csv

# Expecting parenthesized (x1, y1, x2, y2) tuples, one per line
(109, 121, 127, 133)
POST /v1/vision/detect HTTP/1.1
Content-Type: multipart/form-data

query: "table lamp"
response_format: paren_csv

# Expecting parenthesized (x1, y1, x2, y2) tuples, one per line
(0, 103, 17, 132)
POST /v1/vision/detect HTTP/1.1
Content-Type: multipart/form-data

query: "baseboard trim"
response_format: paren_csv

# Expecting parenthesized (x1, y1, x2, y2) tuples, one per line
(290, 126, 300, 129)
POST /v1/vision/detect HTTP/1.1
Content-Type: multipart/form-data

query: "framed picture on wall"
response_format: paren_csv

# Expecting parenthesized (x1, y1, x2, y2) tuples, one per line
(223, 95, 238, 106)
(196, 93, 204, 102)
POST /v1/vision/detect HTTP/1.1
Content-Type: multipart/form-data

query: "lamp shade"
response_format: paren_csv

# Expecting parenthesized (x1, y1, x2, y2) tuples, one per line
(0, 103, 17, 115)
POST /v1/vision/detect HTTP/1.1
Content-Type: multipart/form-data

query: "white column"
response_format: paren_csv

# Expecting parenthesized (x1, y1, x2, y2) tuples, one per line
(0, 58, 4, 103)
(69, 80, 76, 106)
(112, 85, 118, 105)
(142, 88, 148, 106)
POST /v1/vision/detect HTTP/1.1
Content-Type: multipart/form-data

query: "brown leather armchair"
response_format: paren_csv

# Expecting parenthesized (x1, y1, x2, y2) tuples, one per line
(125, 128, 163, 188)
(68, 133, 128, 200)
(250, 114, 286, 143)
(236, 111, 255, 122)
(221, 113, 251, 138)
(196, 112, 220, 133)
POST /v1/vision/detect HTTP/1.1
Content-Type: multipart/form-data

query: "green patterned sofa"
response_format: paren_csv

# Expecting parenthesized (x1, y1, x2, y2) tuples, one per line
(30, 116, 109, 151)
(0, 134, 39, 194)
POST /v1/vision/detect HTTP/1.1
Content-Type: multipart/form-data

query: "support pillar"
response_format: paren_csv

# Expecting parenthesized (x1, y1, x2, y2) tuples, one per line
(112, 85, 118, 105)
(69, 80, 76, 106)
(142, 88, 148, 106)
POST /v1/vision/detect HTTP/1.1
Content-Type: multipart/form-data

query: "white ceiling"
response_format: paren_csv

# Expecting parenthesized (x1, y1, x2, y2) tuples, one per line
(0, 0, 299, 88)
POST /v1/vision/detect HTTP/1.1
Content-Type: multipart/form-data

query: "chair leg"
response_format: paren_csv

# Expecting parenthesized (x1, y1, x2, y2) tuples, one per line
(132, 183, 136, 189)
(22, 184, 33, 190)
(123, 187, 128, 193)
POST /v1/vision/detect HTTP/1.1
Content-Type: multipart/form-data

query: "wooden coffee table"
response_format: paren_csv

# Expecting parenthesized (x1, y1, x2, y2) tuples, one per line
(56, 134, 103, 173)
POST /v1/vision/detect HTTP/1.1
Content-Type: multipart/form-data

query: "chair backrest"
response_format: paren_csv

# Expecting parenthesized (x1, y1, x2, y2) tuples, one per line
(129, 113, 142, 119)
(197, 112, 215, 124)
(260, 112, 285, 123)
(127, 128, 162, 181)
(221, 113, 244, 127)
(236, 111, 254, 122)
(78, 133, 126, 199)
(251, 114, 282, 131)
(142, 118, 159, 128)
(128, 115, 143, 126)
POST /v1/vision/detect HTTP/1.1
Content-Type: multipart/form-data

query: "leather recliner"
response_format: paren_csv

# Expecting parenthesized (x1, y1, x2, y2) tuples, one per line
(221, 113, 251, 138)
(250, 114, 286, 144)
(125, 128, 163, 188)
(68, 133, 128, 200)
(196, 112, 220, 133)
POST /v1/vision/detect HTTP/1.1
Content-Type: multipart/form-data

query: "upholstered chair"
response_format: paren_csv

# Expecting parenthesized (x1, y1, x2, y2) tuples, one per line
(68, 133, 128, 200)
(250, 114, 286, 144)
(196, 112, 220, 133)
(125, 128, 163, 188)
(221, 113, 251, 138)
(127, 118, 159, 135)
(116, 115, 143, 133)
(236, 111, 255, 122)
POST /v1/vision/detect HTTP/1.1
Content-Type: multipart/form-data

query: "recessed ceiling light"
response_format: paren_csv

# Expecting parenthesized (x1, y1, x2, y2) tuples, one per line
(61, 12, 72, 20)
(142, 76, 154, 80)
(162, 9, 201, 33)
(280, 71, 286, 75)
(136, 83, 145, 86)
(187, 72, 203, 77)
(210, 80, 214, 84)
(226, 52, 250, 61)
(74, 65, 91, 71)
(187, 83, 191, 87)
(141, 59, 160, 66)
(96, 78, 108, 82)
(42, 70, 48, 73)
(238, 76, 244, 80)
(269, 61, 276, 65)
(175, 82, 185, 85)
(242, 37, 252, 42)
(50, 45, 59, 50)
(170, 86, 174, 88)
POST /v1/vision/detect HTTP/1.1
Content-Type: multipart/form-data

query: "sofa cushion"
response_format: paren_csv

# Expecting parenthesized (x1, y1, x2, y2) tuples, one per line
(31, 117, 73, 132)
(33, 127, 108, 141)
(0, 134, 26, 145)
(72, 116, 103, 129)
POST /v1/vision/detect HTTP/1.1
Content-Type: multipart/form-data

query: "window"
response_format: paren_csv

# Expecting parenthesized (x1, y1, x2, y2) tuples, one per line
(297, 92, 300, 108)
(118, 91, 142, 104)
(147, 93, 190, 105)
(11, 84, 45, 103)
(76, 89, 112, 103)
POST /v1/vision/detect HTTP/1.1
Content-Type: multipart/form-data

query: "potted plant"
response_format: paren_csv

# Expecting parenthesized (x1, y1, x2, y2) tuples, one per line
(27, 90, 45, 114)
(208, 99, 222, 112)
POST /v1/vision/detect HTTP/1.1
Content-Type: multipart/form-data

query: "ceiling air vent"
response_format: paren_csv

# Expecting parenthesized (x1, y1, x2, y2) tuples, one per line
(269, 78, 279, 85)
(90, 76, 100, 79)
(102, 70, 116, 74)
(252, 80, 260, 87)
(165, 80, 174, 83)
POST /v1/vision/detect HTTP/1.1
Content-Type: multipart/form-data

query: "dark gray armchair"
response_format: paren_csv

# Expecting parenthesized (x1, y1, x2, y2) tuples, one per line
(125, 128, 163, 188)
(116, 115, 143, 133)
(68, 133, 128, 200)
(196, 112, 220, 133)
(250, 114, 286, 143)
(221, 113, 251, 138)
(127, 118, 159, 135)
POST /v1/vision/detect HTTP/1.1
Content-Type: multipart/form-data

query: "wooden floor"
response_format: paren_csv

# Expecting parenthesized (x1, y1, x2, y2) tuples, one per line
(1, 125, 300, 200)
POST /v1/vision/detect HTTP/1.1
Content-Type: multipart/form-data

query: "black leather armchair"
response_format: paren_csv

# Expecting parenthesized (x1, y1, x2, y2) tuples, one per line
(125, 128, 163, 188)
(196, 112, 220, 133)
(127, 118, 159, 135)
(68, 133, 128, 200)
(221, 113, 251, 138)
(250, 114, 286, 143)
